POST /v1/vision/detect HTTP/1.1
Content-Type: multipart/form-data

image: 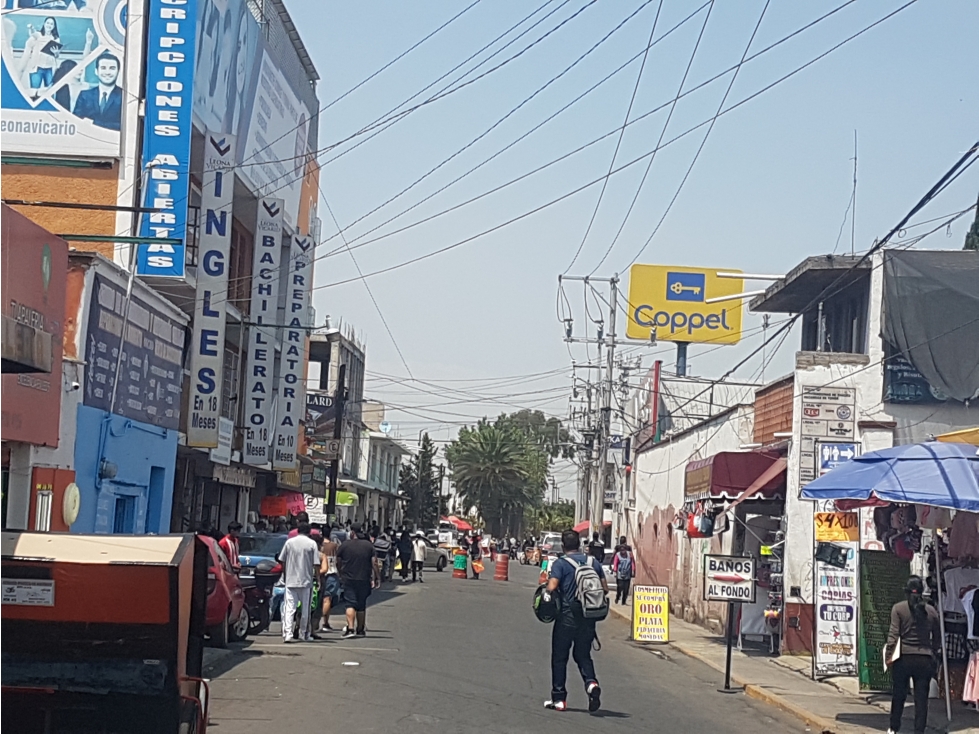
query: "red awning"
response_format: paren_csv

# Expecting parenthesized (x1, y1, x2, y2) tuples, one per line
(685, 452, 786, 502)
(573, 520, 589, 534)
(448, 516, 473, 532)
(726, 457, 788, 511)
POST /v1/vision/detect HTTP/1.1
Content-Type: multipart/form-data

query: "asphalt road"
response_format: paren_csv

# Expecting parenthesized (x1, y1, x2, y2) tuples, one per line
(206, 562, 803, 733)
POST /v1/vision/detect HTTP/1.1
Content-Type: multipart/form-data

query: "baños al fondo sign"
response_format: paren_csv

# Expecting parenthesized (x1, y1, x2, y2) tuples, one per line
(703, 555, 756, 604)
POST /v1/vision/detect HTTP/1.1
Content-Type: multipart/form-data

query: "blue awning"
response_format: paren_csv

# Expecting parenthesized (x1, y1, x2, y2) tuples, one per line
(800, 441, 979, 512)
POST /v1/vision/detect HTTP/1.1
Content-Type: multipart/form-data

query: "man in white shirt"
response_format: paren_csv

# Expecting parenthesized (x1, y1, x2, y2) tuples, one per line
(411, 532, 428, 583)
(277, 522, 319, 642)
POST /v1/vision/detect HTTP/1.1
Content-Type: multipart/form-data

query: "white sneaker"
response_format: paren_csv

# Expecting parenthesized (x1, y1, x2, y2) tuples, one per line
(543, 700, 567, 711)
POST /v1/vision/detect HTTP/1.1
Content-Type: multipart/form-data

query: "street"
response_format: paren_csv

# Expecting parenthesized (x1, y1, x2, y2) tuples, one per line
(206, 563, 800, 733)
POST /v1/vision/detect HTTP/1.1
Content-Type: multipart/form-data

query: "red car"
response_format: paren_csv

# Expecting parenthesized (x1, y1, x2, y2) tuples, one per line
(199, 535, 248, 647)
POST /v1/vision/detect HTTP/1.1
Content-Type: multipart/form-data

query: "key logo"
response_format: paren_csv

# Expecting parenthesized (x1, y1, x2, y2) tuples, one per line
(666, 271, 705, 302)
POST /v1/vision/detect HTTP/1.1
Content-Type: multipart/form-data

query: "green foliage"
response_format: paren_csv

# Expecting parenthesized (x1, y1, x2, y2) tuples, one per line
(527, 500, 577, 535)
(445, 411, 570, 537)
(965, 199, 979, 251)
(399, 433, 439, 529)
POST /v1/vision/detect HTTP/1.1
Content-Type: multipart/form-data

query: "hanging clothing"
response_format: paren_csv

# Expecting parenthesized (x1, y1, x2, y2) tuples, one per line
(916, 505, 952, 530)
(964, 651, 979, 704)
(943, 567, 979, 614)
(964, 587, 979, 640)
(948, 512, 979, 560)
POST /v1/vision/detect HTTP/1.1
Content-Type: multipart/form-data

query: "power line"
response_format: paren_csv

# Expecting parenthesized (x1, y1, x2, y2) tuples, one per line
(562, 0, 665, 275)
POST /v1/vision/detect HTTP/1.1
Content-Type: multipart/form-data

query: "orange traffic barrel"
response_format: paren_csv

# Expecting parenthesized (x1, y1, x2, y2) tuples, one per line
(452, 549, 468, 579)
(493, 553, 509, 581)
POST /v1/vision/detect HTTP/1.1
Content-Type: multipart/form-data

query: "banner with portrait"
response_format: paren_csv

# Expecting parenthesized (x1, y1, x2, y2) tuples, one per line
(1, 0, 127, 156)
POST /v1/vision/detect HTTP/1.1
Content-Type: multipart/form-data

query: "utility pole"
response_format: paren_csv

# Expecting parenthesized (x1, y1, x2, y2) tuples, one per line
(560, 274, 620, 535)
(593, 274, 618, 535)
(324, 363, 347, 520)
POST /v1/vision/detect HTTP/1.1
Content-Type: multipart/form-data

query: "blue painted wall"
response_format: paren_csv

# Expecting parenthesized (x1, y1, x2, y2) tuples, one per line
(72, 404, 178, 535)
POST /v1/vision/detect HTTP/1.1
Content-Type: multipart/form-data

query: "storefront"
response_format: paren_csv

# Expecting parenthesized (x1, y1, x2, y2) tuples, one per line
(676, 450, 786, 646)
(802, 439, 979, 724)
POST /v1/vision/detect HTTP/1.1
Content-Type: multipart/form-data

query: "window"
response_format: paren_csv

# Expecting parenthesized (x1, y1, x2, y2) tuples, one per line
(221, 346, 240, 421)
(229, 221, 254, 315)
(34, 490, 52, 532)
(186, 181, 202, 267)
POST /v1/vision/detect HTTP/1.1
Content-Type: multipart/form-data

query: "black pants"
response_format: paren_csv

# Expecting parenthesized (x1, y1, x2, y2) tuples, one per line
(399, 552, 411, 579)
(615, 578, 631, 605)
(411, 560, 423, 581)
(890, 654, 934, 734)
(550, 617, 597, 702)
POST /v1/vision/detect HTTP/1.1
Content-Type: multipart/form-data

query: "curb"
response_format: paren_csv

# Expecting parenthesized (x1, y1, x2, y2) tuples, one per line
(608, 605, 845, 733)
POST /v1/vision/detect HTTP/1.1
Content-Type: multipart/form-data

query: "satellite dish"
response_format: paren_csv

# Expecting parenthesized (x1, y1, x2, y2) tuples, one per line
(379, 421, 392, 434)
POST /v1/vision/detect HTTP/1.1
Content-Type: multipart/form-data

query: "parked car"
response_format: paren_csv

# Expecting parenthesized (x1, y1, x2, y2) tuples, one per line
(416, 536, 449, 571)
(198, 534, 248, 647)
(237, 533, 288, 620)
(538, 532, 563, 563)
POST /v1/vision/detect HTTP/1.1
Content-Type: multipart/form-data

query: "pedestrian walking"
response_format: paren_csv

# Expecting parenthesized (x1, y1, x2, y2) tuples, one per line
(469, 531, 483, 579)
(397, 530, 412, 581)
(373, 530, 393, 582)
(612, 544, 635, 605)
(336, 524, 379, 639)
(317, 532, 340, 632)
(411, 532, 427, 582)
(218, 521, 242, 572)
(885, 576, 941, 734)
(587, 532, 606, 565)
(277, 522, 319, 643)
(543, 529, 609, 713)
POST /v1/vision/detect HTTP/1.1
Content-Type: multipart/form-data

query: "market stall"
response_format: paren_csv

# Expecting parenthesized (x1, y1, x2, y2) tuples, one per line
(801, 440, 979, 724)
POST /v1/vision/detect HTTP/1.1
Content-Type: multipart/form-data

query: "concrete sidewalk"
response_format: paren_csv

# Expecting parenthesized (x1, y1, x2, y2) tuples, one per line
(608, 604, 979, 733)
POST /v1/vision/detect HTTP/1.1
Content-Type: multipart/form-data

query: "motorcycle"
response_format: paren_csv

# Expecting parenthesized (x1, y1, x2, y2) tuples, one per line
(240, 558, 281, 635)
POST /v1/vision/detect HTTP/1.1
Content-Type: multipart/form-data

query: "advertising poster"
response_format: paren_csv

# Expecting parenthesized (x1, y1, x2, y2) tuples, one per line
(271, 234, 313, 470)
(187, 132, 235, 447)
(814, 540, 859, 677)
(242, 197, 283, 465)
(1, 0, 126, 156)
(191, 0, 312, 230)
(632, 586, 669, 642)
(84, 274, 185, 430)
(136, 0, 199, 278)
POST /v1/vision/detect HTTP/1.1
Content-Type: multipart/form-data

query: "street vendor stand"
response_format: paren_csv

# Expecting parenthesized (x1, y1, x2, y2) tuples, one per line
(1, 532, 210, 733)
(801, 441, 979, 725)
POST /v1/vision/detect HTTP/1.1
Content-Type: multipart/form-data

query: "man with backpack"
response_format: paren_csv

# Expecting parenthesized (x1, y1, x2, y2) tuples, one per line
(612, 543, 636, 605)
(543, 529, 609, 713)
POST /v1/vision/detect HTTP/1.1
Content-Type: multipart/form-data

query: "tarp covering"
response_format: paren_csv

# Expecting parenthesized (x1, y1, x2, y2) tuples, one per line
(937, 426, 979, 446)
(882, 250, 979, 401)
(800, 441, 979, 512)
(684, 451, 786, 501)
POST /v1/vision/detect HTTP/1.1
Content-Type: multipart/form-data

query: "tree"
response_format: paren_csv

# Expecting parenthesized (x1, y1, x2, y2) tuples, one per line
(527, 500, 576, 535)
(964, 193, 979, 251)
(446, 412, 571, 537)
(399, 433, 439, 529)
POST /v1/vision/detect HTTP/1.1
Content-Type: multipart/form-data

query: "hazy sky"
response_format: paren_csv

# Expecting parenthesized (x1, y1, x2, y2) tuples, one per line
(290, 0, 978, 492)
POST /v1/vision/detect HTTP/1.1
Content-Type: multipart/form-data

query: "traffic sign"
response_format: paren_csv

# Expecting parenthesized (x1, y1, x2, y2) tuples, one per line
(819, 442, 859, 476)
(703, 555, 756, 603)
(320, 438, 342, 461)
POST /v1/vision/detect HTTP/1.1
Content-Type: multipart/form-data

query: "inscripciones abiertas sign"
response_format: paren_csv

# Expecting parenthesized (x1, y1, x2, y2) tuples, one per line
(703, 555, 756, 604)
(186, 132, 234, 447)
(271, 234, 313, 470)
(136, 0, 199, 278)
(242, 198, 283, 465)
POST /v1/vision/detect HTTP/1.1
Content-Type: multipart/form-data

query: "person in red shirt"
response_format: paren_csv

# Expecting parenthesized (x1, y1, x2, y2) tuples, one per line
(219, 521, 242, 572)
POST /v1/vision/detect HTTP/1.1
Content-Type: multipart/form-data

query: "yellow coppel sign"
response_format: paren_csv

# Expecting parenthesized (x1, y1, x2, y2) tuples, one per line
(626, 265, 744, 345)
(632, 585, 669, 642)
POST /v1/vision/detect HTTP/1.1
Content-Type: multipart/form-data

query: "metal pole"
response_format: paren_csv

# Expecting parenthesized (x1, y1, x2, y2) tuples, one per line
(676, 342, 688, 377)
(934, 539, 953, 722)
(594, 275, 618, 534)
(723, 601, 736, 691)
(324, 363, 346, 520)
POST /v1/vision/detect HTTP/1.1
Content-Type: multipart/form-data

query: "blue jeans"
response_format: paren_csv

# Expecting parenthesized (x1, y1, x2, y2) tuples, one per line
(30, 67, 53, 90)
(550, 617, 597, 702)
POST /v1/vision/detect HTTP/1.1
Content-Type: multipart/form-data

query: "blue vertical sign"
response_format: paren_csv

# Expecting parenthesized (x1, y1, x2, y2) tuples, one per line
(136, 0, 199, 278)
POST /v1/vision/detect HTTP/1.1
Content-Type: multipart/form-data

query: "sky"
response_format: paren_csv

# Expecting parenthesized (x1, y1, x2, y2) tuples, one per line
(288, 0, 979, 495)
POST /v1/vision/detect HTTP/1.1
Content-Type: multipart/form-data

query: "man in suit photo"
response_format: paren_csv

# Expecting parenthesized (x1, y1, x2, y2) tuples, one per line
(73, 52, 122, 131)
